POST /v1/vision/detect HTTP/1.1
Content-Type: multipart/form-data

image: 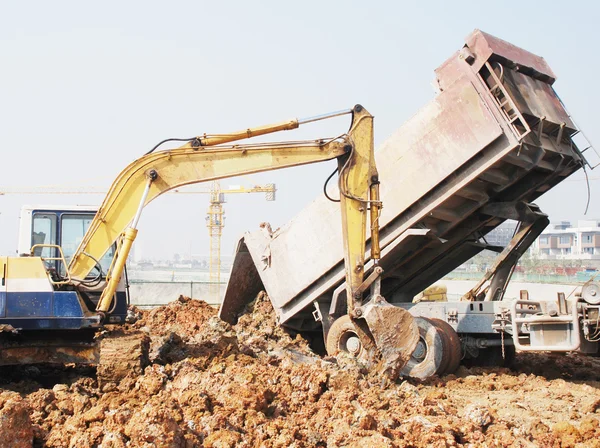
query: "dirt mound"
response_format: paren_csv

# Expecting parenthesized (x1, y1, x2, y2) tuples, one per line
(134, 295, 217, 340)
(0, 294, 599, 447)
(233, 291, 313, 355)
(0, 391, 33, 448)
(514, 351, 600, 381)
(129, 295, 240, 366)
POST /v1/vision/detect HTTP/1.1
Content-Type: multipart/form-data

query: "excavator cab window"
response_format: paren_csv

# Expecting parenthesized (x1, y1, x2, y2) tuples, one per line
(60, 214, 115, 276)
(32, 213, 57, 259)
(30, 210, 116, 279)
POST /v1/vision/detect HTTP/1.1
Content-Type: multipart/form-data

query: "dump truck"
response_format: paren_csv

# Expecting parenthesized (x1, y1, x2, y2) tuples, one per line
(1, 105, 424, 381)
(219, 29, 599, 378)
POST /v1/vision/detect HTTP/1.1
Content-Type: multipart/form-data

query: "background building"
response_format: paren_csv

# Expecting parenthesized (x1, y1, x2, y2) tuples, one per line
(532, 219, 600, 259)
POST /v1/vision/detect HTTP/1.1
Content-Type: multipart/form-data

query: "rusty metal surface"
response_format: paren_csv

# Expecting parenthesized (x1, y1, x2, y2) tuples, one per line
(223, 79, 503, 320)
(221, 228, 431, 325)
(436, 29, 556, 91)
(501, 68, 574, 130)
(219, 239, 265, 324)
(374, 80, 504, 230)
(222, 30, 584, 330)
(466, 29, 556, 83)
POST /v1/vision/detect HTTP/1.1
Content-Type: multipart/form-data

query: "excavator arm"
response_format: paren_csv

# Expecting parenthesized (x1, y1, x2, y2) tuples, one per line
(68, 137, 348, 282)
(67, 104, 418, 376)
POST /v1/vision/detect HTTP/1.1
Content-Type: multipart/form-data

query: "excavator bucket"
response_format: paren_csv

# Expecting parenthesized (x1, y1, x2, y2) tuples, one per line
(357, 300, 420, 379)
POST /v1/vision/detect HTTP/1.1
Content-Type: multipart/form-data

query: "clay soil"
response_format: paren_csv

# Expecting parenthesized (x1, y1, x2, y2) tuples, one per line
(1, 293, 599, 447)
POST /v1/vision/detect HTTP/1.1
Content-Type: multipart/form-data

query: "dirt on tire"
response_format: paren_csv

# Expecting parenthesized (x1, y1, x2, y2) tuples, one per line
(0, 293, 599, 447)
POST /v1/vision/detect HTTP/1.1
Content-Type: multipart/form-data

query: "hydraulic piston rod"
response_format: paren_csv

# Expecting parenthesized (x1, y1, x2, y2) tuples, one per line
(96, 171, 156, 314)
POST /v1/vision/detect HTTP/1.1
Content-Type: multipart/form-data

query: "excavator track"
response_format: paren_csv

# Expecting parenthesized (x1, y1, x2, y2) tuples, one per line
(0, 328, 149, 386)
(0, 329, 99, 367)
(97, 330, 149, 386)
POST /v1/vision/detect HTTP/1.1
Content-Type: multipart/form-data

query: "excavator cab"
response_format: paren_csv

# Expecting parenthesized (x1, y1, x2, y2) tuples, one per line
(19, 206, 116, 279)
(12, 205, 129, 326)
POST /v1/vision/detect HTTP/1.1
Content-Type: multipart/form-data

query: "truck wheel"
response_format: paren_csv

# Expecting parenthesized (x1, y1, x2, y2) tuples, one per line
(430, 318, 462, 374)
(400, 317, 445, 379)
(326, 315, 366, 360)
(430, 320, 451, 376)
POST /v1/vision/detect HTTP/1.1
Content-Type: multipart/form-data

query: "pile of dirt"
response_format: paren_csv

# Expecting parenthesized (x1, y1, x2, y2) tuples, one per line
(131, 296, 238, 365)
(133, 296, 217, 341)
(0, 294, 599, 447)
(0, 391, 34, 447)
(233, 291, 313, 355)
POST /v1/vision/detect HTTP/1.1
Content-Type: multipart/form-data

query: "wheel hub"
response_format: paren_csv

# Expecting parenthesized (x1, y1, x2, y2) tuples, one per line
(346, 335, 361, 356)
(412, 338, 427, 361)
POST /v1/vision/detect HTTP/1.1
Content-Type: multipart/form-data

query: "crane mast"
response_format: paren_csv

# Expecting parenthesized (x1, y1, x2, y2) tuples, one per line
(206, 181, 276, 300)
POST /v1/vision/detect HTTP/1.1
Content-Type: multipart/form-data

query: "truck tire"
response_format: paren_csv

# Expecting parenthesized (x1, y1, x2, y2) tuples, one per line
(430, 320, 451, 376)
(400, 317, 445, 379)
(326, 314, 367, 360)
(430, 318, 462, 374)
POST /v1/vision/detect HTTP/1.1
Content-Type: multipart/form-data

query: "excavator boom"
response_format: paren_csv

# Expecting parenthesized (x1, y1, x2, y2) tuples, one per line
(2, 104, 418, 378)
(68, 138, 348, 281)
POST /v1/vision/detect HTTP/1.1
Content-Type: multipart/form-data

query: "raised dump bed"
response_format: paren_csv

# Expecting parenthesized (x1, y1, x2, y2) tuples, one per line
(220, 30, 587, 337)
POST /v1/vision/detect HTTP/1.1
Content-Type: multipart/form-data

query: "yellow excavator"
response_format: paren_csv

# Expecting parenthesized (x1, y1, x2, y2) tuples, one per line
(0, 105, 419, 382)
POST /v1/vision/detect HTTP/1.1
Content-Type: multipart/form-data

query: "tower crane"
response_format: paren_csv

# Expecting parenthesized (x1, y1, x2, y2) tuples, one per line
(0, 182, 277, 301)
(205, 181, 276, 300)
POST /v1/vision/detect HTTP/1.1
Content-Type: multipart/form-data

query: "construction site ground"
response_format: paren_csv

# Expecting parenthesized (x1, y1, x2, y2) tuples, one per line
(1, 294, 599, 447)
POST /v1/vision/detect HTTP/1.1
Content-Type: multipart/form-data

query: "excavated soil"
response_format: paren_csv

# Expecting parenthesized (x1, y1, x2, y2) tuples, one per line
(1, 293, 599, 447)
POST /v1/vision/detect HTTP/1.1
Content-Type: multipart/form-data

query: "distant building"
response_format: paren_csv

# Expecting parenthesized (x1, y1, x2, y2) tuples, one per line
(531, 219, 600, 259)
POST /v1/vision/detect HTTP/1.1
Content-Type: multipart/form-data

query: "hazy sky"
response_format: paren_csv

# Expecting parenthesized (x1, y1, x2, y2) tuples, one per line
(1, 1, 598, 260)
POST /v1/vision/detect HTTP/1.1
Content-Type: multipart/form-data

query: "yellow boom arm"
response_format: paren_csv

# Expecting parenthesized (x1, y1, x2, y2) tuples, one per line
(67, 105, 380, 315)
